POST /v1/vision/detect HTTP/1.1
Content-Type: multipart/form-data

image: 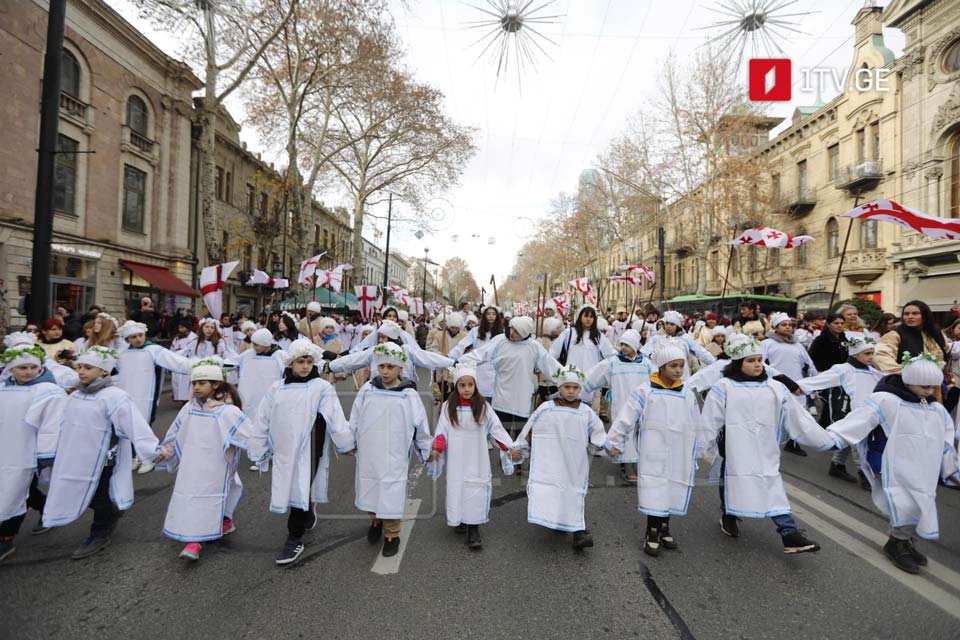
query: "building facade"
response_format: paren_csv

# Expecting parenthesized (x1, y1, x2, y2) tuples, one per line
(0, 0, 201, 330)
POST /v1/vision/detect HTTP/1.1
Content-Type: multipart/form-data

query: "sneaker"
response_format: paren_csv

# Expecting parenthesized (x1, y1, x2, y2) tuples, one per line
(0, 537, 14, 563)
(783, 440, 807, 457)
(858, 470, 872, 491)
(659, 523, 678, 550)
(304, 507, 318, 532)
(454, 523, 467, 534)
(719, 514, 740, 538)
(466, 525, 483, 550)
(275, 537, 305, 566)
(367, 520, 382, 544)
(781, 530, 820, 554)
(137, 459, 156, 475)
(221, 517, 235, 535)
(906, 538, 928, 567)
(572, 530, 594, 550)
(884, 537, 921, 574)
(382, 536, 400, 557)
(643, 527, 661, 557)
(72, 535, 111, 560)
(828, 462, 857, 483)
(179, 542, 202, 561)
(31, 523, 52, 536)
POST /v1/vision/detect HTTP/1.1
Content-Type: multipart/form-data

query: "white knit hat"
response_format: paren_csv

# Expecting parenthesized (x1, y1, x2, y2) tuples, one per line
(398, 310, 409, 322)
(240, 321, 256, 333)
(542, 316, 563, 337)
(618, 329, 641, 353)
(465, 313, 479, 326)
(190, 356, 226, 382)
(843, 332, 876, 356)
(543, 299, 558, 313)
(378, 320, 403, 341)
(662, 310, 683, 327)
(359, 324, 375, 337)
(119, 320, 147, 339)
(653, 337, 686, 367)
(554, 363, 586, 387)
(769, 312, 792, 328)
(725, 333, 762, 360)
(284, 338, 319, 365)
(451, 362, 479, 385)
(77, 346, 119, 372)
(901, 352, 945, 386)
(372, 342, 408, 368)
(318, 317, 337, 332)
(446, 312, 464, 329)
(307, 301, 323, 314)
(510, 315, 535, 339)
(0, 345, 45, 369)
(251, 328, 274, 347)
(4, 332, 37, 348)
(597, 317, 609, 332)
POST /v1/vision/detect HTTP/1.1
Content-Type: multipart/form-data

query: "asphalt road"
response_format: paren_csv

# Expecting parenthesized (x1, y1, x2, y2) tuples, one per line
(3, 373, 960, 640)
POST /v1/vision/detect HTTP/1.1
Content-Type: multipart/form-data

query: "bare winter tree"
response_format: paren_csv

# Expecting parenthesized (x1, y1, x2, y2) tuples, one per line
(440, 257, 481, 305)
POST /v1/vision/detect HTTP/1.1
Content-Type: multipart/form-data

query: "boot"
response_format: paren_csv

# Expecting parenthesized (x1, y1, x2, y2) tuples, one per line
(719, 513, 740, 538)
(381, 536, 400, 557)
(643, 526, 661, 557)
(783, 440, 807, 456)
(454, 523, 467, 534)
(572, 529, 594, 549)
(367, 520, 382, 544)
(659, 522, 678, 550)
(781, 530, 820, 554)
(466, 525, 482, 550)
(828, 462, 857, 483)
(883, 537, 920, 574)
(906, 538, 928, 567)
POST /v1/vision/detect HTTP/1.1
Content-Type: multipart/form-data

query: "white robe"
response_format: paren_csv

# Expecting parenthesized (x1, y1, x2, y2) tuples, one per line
(116, 344, 192, 424)
(464, 335, 563, 418)
(431, 402, 513, 525)
(761, 337, 816, 382)
(170, 332, 198, 401)
(700, 377, 835, 518)
(231, 348, 287, 418)
(345, 382, 433, 519)
(448, 328, 499, 398)
(827, 392, 960, 540)
(329, 343, 453, 383)
(350, 328, 415, 353)
(798, 362, 884, 411)
(159, 400, 249, 541)
(583, 355, 654, 462)
(640, 332, 716, 380)
(0, 377, 65, 521)
(43, 386, 160, 527)
(549, 328, 617, 402)
(247, 376, 352, 513)
(516, 400, 607, 532)
(607, 384, 701, 516)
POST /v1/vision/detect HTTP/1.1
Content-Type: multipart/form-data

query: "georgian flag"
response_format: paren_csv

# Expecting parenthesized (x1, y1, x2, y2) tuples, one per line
(297, 252, 327, 285)
(551, 296, 570, 315)
(608, 274, 646, 287)
(246, 269, 289, 289)
(841, 199, 960, 240)
(726, 226, 814, 249)
(200, 261, 239, 320)
(315, 263, 353, 292)
(409, 297, 424, 315)
(387, 285, 408, 297)
(617, 263, 655, 282)
(355, 285, 382, 320)
(569, 278, 593, 298)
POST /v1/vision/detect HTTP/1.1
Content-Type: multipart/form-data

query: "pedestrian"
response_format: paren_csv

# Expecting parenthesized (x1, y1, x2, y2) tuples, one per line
(427, 312, 465, 403)
(804, 313, 850, 457)
(875, 301, 947, 374)
(549, 305, 616, 403)
(341, 343, 434, 558)
(190, 317, 228, 359)
(868, 312, 898, 343)
(509, 364, 608, 551)
(229, 328, 286, 472)
(38, 317, 77, 366)
(426, 363, 514, 550)
(56, 305, 83, 341)
(640, 310, 716, 379)
(584, 329, 654, 484)
(88, 312, 123, 350)
(0, 341, 66, 563)
(536, 316, 564, 405)
(275, 312, 300, 351)
(700, 333, 834, 554)
(762, 312, 817, 457)
(314, 317, 344, 361)
(826, 353, 960, 574)
(798, 334, 884, 487)
(329, 320, 453, 386)
(705, 325, 729, 359)
(42, 346, 166, 559)
(606, 338, 702, 557)
(836, 303, 865, 332)
(131, 297, 161, 337)
(298, 301, 325, 342)
(732, 300, 769, 334)
(236, 320, 257, 353)
(156, 357, 248, 562)
(448, 305, 505, 401)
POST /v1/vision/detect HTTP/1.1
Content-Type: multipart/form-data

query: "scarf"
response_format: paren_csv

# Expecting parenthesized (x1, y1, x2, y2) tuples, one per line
(650, 372, 683, 390)
(723, 365, 768, 383)
(766, 331, 797, 344)
(284, 366, 321, 385)
(79, 374, 114, 394)
(4, 367, 57, 387)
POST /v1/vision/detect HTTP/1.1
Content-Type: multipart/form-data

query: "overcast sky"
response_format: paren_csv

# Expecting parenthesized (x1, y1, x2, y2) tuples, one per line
(111, 0, 904, 290)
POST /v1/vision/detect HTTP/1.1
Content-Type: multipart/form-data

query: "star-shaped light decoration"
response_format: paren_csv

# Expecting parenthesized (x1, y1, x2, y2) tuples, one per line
(465, 0, 563, 82)
(698, 0, 815, 72)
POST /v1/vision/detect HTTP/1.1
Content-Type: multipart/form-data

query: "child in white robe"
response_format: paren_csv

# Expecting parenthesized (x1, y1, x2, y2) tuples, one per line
(700, 334, 834, 554)
(548, 305, 617, 403)
(584, 329, 654, 484)
(510, 364, 608, 550)
(157, 358, 249, 562)
(170, 319, 198, 402)
(43, 346, 165, 560)
(329, 320, 453, 385)
(427, 363, 513, 550)
(0, 342, 66, 563)
(825, 353, 960, 574)
(341, 343, 433, 558)
(246, 340, 352, 566)
(640, 310, 716, 380)
(606, 339, 701, 557)
(230, 328, 287, 472)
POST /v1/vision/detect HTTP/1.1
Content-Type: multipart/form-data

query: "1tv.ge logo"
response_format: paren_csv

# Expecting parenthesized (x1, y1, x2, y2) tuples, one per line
(749, 58, 890, 102)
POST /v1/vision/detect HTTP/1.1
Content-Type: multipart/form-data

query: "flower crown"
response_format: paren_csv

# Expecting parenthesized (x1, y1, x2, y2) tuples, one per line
(98, 313, 119, 328)
(373, 343, 409, 363)
(554, 363, 586, 381)
(724, 335, 761, 358)
(0, 345, 45, 364)
(843, 335, 877, 350)
(901, 351, 945, 369)
(81, 346, 120, 360)
(191, 357, 228, 380)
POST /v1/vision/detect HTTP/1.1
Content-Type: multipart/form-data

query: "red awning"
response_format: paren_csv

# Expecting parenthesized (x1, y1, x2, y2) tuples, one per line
(120, 260, 199, 298)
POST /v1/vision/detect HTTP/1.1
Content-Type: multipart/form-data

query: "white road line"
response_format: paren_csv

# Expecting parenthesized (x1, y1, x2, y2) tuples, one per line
(785, 482, 960, 590)
(371, 498, 422, 575)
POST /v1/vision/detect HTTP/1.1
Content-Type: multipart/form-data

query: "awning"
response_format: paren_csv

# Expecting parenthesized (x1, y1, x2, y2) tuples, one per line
(898, 273, 960, 311)
(120, 260, 199, 298)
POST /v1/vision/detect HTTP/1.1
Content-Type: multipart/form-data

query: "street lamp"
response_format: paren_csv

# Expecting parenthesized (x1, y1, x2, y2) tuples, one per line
(422, 247, 430, 299)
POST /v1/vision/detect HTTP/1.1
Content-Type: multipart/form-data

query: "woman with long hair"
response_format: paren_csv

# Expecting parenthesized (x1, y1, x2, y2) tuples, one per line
(189, 318, 226, 359)
(868, 312, 898, 342)
(875, 301, 947, 374)
(448, 305, 506, 401)
(89, 313, 122, 349)
(548, 305, 616, 402)
(274, 313, 300, 351)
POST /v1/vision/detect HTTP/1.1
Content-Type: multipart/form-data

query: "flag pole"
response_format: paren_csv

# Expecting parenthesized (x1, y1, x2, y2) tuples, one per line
(490, 274, 499, 306)
(717, 244, 735, 320)
(828, 194, 860, 311)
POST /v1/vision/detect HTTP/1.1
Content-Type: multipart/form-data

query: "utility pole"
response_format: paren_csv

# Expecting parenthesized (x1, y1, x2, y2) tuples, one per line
(28, 0, 67, 323)
(382, 192, 392, 289)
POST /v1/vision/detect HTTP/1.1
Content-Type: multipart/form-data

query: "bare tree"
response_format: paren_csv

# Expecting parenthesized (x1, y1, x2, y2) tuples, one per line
(440, 257, 480, 305)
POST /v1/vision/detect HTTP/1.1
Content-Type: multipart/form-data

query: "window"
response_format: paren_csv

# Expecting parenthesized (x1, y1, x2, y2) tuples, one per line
(126, 96, 148, 136)
(797, 160, 808, 198)
(314, 224, 320, 248)
(215, 167, 224, 201)
(54, 134, 78, 214)
(243, 244, 252, 272)
(860, 219, 878, 248)
(61, 50, 81, 98)
(222, 231, 229, 260)
(796, 242, 808, 266)
(322, 229, 329, 249)
(870, 121, 880, 160)
(944, 40, 960, 73)
(950, 136, 959, 218)
(259, 193, 270, 220)
(828, 144, 840, 182)
(224, 172, 232, 203)
(122, 165, 146, 232)
(826, 218, 839, 258)
(771, 173, 781, 201)
(856, 129, 866, 161)
(246, 185, 255, 216)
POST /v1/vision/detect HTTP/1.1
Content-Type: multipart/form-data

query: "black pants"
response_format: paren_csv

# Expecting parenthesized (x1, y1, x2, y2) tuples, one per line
(0, 474, 46, 538)
(90, 463, 118, 538)
(646, 515, 669, 530)
(495, 410, 526, 440)
(287, 430, 325, 538)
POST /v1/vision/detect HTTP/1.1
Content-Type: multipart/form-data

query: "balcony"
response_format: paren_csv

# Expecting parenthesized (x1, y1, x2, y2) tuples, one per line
(59, 92, 87, 119)
(122, 125, 158, 164)
(841, 249, 887, 285)
(778, 185, 818, 217)
(835, 159, 883, 193)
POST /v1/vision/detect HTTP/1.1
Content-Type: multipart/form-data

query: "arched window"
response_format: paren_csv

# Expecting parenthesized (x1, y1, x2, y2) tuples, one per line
(944, 40, 960, 74)
(950, 135, 960, 218)
(826, 218, 840, 258)
(860, 219, 878, 248)
(61, 50, 81, 98)
(126, 96, 148, 136)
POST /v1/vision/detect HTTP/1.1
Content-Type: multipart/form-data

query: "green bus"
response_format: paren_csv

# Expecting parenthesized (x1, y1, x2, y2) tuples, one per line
(666, 293, 798, 319)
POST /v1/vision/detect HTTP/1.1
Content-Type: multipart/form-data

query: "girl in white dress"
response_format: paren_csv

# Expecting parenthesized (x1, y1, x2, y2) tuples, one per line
(169, 319, 198, 402)
(549, 305, 616, 403)
(448, 305, 506, 401)
(189, 318, 227, 359)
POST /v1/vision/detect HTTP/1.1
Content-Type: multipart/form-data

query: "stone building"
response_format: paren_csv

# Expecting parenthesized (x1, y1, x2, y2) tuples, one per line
(0, 0, 201, 329)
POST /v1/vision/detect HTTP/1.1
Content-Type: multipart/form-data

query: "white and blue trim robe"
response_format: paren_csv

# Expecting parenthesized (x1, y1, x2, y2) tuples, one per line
(549, 327, 617, 402)
(116, 343, 192, 424)
(761, 336, 816, 383)
(229, 348, 288, 417)
(169, 332, 198, 401)
(463, 335, 563, 419)
(447, 328, 498, 398)
(584, 354, 654, 462)
(329, 343, 453, 384)
(798, 362, 885, 412)
(640, 333, 716, 380)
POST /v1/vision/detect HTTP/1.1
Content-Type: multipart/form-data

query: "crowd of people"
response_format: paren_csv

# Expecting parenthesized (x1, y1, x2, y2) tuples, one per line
(1, 294, 959, 575)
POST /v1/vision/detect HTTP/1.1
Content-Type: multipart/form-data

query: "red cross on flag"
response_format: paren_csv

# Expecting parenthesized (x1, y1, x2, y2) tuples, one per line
(617, 264, 656, 282)
(298, 252, 327, 285)
(841, 199, 960, 241)
(608, 275, 645, 287)
(200, 261, 239, 320)
(315, 263, 353, 292)
(726, 226, 814, 249)
(569, 277, 593, 298)
(246, 269, 289, 289)
(355, 285, 382, 320)
(409, 297, 424, 315)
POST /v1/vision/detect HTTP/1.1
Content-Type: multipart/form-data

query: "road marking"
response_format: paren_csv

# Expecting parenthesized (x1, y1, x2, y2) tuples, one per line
(371, 498, 422, 575)
(786, 482, 960, 590)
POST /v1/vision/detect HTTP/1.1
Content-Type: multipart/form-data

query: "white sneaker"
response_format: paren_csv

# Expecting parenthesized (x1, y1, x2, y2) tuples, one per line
(250, 461, 270, 472)
(131, 457, 141, 471)
(137, 459, 156, 475)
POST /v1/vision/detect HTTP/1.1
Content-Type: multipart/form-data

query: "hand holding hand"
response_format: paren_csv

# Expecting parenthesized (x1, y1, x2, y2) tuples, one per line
(427, 449, 440, 463)
(344, 449, 356, 457)
(607, 448, 621, 458)
(509, 449, 523, 462)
